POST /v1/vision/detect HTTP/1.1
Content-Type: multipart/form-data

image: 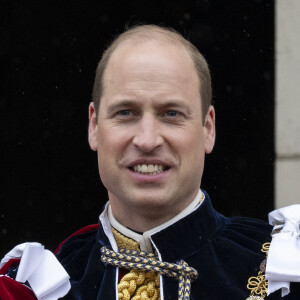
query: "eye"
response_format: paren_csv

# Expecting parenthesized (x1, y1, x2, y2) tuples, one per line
(165, 110, 178, 117)
(162, 109, 186, 124)
(117, 110, 132, 116)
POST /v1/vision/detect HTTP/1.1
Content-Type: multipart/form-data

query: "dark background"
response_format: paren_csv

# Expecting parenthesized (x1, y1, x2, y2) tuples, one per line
(0, 0, 274, 257)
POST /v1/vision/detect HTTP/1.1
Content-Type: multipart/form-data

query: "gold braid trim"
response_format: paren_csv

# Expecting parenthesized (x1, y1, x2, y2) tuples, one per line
(118, 270, 160, 300)
(246, 242, 270, 300)
(112, 227, 140, 251)
(111, 227, 160, 300)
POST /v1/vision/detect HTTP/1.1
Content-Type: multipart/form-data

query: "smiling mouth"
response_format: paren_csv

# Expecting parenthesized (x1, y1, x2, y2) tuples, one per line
(129, 164, 169, 175)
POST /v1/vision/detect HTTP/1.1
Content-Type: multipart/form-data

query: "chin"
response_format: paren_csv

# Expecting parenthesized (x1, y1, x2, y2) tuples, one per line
(133, 194, 175, 210)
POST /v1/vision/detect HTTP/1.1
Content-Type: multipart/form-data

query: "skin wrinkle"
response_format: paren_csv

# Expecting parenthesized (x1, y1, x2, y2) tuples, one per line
(101, 41, 199, 102)
(105, 102, 193, 122)
(108, 81, 191, 93)
(93, 26, 212, 123)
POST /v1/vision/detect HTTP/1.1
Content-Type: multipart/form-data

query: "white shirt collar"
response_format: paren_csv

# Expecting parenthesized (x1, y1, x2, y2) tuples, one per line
(105, 190, 205, 252)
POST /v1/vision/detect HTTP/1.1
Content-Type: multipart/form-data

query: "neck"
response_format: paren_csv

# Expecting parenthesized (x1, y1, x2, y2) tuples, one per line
(109, 190, 204, 233)
(112, 209, 174, 232)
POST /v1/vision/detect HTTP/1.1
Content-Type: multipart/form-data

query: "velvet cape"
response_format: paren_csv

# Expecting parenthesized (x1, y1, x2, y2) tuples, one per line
(1, 191, 300, 299)
(55, 191, 300, 299)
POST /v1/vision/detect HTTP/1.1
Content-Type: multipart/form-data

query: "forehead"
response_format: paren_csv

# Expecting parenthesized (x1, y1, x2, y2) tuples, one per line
(102, 40, 199, 95)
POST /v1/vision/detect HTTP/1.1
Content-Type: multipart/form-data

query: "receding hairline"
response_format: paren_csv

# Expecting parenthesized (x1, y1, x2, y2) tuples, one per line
(102, 26, 197, 73)
(93, 24, 212, 120)
(102, 34, 200, 91)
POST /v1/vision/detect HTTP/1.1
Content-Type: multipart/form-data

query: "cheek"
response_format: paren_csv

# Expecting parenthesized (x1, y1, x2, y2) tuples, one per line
(174, 129, 204, 153)
(97, 146, 119, 189)
(175, 132, 205, 170)
(97, 128, 130, 165)
(98, 126, 121, 149)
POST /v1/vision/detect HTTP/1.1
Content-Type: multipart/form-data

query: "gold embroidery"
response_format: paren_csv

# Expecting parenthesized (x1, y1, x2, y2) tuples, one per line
(111, 227, 160, 300)
(246, 243, 270, 300)
(112, 227, 140, 251)
(118, 270, 160, 300)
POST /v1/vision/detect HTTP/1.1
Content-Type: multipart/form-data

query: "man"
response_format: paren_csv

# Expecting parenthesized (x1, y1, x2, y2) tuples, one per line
(88, 24, 215, 234)
(1, 25, 299, 300)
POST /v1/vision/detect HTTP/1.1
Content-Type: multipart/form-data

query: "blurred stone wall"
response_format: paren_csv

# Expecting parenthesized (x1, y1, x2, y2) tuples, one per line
(276, 0, 300, 207)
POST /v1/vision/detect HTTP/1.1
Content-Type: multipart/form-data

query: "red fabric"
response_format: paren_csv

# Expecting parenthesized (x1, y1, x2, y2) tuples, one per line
(54, 224, 99, 254)
(0, 225, 99, 299)
(53, 224, 129, 282)
(0, 259, 20, 275)
(0, 276, 36, 300)
(118, 268, 130, 282)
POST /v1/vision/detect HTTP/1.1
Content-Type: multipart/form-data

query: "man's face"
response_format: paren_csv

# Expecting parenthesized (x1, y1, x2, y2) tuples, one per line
(89, 40, 215, 225)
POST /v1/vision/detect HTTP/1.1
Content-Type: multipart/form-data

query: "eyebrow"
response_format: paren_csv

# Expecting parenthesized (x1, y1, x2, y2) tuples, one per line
(153, 100, 193, 115)
(106, 99, 138, 112)
(155, 100, 189, 108)
(106, 98, 193, 114)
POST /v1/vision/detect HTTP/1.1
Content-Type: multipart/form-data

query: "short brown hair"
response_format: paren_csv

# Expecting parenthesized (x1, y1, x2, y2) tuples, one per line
(92, 24, 212, 120)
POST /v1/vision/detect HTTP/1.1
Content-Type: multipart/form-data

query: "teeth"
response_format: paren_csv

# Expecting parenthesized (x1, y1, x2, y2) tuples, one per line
(148, 165, 154, 172)
(132, 164, 166, 175)
(141, 164, 147, 172)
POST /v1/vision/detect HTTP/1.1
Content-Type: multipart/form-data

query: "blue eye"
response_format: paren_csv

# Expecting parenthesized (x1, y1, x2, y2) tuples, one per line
(118, 110, 131, 116)
(166, 111, 178, 117)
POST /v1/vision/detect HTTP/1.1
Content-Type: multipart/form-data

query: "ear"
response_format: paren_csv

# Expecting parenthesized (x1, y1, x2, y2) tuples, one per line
(203, 105, 216, 154)
(88, 102, 98, 151)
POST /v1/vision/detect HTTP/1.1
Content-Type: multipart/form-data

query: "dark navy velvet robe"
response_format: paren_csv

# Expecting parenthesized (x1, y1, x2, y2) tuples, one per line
(55, 192, 300, 299)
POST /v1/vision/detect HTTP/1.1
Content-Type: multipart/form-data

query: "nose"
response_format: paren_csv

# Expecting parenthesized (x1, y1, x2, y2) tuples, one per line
(132, 114, 164, 153)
